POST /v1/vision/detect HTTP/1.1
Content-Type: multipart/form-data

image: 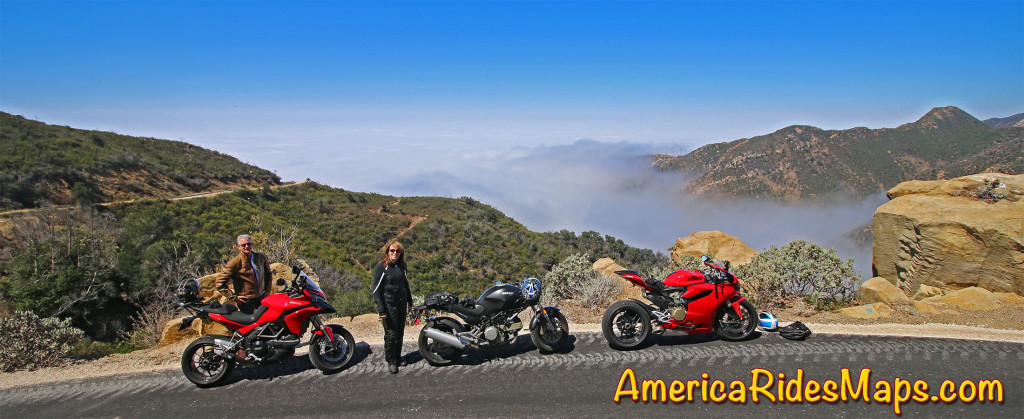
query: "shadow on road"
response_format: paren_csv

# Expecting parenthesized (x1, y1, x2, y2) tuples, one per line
(214, 342, 373, 386)
(403, 334, 579, 368)
(606, 330, 764, 351)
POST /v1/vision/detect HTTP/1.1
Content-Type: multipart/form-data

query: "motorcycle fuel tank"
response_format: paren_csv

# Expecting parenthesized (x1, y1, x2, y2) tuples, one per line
(663, 270, 705, 288)
(476, 284, 522, 316)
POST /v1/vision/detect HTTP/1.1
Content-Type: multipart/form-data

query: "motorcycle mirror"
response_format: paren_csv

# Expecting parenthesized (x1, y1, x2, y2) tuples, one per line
(276, 278, 286, 286)
(292, 265, 301, 274)
(701, 255, 711, 263)
(724, 260, 731, 271)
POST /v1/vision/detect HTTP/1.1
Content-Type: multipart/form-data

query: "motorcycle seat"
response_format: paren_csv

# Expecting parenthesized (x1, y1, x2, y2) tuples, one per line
(644, 277, 665, 291)
(201, 302, 238, 315)
(222, 305, 269, 324)
(452, 302, 486, 318)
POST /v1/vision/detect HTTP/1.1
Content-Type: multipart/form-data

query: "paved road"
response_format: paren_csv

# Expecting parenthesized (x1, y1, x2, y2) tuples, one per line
(2, 332, 1021, 418)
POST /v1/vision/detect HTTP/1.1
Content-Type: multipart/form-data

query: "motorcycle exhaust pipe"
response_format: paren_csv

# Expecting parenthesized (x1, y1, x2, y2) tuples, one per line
(213, 338, 236, 357)
(423, 327, 467, 349)
(269, 338, 302, 349)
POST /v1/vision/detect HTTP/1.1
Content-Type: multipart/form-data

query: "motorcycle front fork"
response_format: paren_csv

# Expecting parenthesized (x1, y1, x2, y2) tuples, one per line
(309, 315, 340, 348)
(532, 306, 559, 333)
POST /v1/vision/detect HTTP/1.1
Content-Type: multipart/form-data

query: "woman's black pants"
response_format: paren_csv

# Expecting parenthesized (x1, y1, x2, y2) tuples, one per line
(381, 301, 408, 366)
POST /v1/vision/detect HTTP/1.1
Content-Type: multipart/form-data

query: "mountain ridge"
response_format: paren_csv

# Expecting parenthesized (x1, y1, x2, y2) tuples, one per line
(652, 106, 1023, 201)
(0, 112, 281, 210)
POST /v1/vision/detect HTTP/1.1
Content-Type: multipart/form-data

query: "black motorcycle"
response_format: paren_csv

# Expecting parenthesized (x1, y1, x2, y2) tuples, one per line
(415, 277, 569, 365)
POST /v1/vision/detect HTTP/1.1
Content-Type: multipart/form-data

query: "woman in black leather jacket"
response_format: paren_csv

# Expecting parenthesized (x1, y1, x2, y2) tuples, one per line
(371, 239, 413, 374)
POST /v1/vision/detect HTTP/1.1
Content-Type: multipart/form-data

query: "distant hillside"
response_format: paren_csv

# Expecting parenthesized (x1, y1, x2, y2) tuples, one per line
(984, 113, 1024, 128)
(652, 106, 1024, 200)
(0, 181, 669, 337)
(0, 114, 670, 337)
(0, 112, 280, 210)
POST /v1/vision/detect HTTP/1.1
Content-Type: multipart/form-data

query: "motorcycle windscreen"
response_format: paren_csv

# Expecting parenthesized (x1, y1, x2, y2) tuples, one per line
(300, 272, 327, 299)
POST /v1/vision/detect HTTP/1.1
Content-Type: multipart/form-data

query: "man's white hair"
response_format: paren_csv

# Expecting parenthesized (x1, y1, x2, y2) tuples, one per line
(236, 234, 252, 244)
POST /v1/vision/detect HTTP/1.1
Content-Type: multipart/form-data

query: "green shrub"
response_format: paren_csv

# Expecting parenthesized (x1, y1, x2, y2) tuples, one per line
(542, 252, 622, 308)
(68, 338, 122, 359)
(734, 240, 859, 311)
(0, 311, 85, 372)
(673, 254, 707, 272)
(543, 252, 593, 303)
(576, 272, 620, 308)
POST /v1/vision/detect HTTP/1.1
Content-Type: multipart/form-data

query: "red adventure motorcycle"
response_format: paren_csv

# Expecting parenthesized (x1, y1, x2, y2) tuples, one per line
(601, 255, 757, 350)
(173, 265, 355, 387)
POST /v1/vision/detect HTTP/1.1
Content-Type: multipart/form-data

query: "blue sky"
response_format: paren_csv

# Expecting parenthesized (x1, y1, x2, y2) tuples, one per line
(3, 1, 1021, 158)
(2, 1, 1023, 267)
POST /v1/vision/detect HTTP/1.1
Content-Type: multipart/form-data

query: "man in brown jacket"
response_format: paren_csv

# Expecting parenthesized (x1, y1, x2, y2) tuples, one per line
(214, 234, 274, 314)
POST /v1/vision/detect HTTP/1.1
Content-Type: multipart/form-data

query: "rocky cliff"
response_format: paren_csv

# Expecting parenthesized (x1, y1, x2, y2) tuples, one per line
(872, 173, 1024, 295)
(669, 230, 758, 266)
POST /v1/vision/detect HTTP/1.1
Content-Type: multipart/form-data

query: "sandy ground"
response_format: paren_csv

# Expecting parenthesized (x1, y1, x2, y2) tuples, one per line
(3, 302, 1023, 391)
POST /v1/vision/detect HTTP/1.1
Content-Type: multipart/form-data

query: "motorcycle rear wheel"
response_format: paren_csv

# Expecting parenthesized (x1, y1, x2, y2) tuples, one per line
(309, 326, 356, 373)
(181, 336, 235, 388)
(530, 310, 569, 354)
(601, 300, 651, 350)
(714, 300, 758, 341)
(418, 323, 465, 366)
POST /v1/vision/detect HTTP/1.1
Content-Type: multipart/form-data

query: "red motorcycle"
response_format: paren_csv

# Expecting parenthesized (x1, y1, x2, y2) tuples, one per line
(173, 266, 355, 387)
(601, 255, 757, 350)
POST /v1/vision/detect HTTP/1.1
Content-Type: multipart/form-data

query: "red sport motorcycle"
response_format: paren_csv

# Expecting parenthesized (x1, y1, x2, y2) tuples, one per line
(601, 255, 757, 350)
(173, 265, 355, 387)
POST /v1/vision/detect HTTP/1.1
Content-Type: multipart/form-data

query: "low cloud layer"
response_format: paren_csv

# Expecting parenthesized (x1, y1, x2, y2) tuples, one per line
(357, 140, 883, 278)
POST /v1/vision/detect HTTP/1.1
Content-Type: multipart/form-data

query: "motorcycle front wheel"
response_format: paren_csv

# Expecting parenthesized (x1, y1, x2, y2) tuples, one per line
(418, 323, 465, 366)
(601, 300, 651, 350)
(530, 310, 569, 354)
(714, 300, 758, 341)
(309, 326, 355, 373)
(181, 336, 235, 388)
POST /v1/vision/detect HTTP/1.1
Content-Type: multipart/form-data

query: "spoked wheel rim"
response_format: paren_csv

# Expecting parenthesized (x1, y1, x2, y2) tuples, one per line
(538, 318, 565, 344)
(317, 334, 351, 364)
(610, 308, 645, 344)
(190, 344, 227, 378)
(715, 301, 757, 340)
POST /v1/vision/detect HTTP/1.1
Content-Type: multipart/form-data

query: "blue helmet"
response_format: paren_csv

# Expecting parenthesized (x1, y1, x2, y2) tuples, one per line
(522, 277, 541, 300)
(758, 312, 778, 331)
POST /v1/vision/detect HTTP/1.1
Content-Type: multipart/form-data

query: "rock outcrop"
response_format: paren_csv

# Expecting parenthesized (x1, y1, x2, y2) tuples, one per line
(872, 173, 1024, 296)
(592, 258, 640, 300)
(593, 257, 627, 278)
(923, 287, 1004, 311)
(669, 231, 758, 266)
(857, 277, 910, 304)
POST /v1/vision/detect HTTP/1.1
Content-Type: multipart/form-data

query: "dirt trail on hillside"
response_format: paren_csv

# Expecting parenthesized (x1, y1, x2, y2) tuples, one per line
(0, 180, 308, 218)
(0, 181, 309, 235)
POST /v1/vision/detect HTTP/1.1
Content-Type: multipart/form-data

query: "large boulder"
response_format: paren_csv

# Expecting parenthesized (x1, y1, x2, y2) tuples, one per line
(857, 277, 910, 304)
(593, 257, 627, 277)
(912, 284, 947, 300)
(669, 231, 758, 266)
(923, 286, 1004, 311)
(873, 173, 1024, 296)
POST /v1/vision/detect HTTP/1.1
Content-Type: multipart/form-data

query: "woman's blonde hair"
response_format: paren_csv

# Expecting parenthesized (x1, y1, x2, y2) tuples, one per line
(380, 239, 407, 270)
